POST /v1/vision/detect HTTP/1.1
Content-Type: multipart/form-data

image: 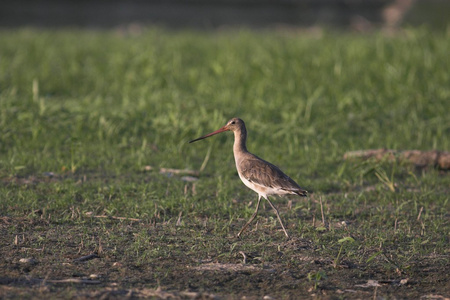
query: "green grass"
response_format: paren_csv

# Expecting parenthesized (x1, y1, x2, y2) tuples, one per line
(0, 27, 449, 298)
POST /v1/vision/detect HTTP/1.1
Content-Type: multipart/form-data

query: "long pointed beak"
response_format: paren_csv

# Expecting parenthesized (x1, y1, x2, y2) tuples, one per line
(189, 126, 229, 143)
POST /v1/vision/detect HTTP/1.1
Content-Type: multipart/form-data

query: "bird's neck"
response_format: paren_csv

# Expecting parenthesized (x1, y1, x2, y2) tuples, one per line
(233, 127, 248, 155)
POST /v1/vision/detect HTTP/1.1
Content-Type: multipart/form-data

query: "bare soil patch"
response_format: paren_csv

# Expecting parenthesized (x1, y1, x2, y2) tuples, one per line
(1, 213, 449, 299)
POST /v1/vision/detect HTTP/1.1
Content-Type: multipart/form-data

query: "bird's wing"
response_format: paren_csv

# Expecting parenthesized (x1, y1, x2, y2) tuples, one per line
(239, 157, 305, 194)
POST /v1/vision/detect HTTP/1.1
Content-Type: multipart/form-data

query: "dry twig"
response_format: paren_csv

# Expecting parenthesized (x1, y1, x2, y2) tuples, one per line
(159, 168, 199, 176)
(73, 254, 99, 262)
(344, 149, 450, 170)
(320, 197, 328, 230)
(239, 251, 248, 264)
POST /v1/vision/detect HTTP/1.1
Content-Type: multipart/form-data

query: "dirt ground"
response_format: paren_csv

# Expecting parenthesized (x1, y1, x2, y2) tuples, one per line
(1, 214, 449, 300)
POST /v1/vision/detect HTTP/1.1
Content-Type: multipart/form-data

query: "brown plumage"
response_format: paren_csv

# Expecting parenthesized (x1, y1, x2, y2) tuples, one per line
(239, 158, 308, 197)
(190, 117, 307, 238)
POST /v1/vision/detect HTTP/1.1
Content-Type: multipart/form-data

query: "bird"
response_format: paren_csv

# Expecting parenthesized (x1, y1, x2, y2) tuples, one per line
(189, 117, 307, 238)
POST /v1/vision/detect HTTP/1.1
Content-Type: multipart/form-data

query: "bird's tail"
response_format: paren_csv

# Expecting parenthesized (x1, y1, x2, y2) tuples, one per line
(295, 189, 308, 197)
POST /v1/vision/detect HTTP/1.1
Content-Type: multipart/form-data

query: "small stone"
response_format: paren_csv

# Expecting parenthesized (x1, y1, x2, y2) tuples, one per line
(19, 258, 37, 265)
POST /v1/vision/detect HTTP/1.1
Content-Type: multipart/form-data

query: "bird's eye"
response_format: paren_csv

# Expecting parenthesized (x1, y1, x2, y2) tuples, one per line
(231, 121, 235, 124)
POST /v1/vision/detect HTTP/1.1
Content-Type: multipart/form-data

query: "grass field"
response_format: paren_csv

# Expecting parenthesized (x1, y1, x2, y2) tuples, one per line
(1, 27, 449, 299)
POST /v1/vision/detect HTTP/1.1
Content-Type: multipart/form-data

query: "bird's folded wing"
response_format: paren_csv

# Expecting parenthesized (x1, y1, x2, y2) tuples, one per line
(239, 158, 301, 192)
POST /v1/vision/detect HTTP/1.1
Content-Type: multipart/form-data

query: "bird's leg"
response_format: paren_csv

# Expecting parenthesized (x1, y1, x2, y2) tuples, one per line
(266, 197, 290, 238)
(237, 195, 262, 238)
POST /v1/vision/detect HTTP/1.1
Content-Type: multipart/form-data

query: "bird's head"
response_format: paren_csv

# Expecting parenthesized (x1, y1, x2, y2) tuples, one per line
(189, 117, 245, 143)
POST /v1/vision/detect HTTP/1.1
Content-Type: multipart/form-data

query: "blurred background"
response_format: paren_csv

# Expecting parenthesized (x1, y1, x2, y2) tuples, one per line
(1, 0, 449, 31)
